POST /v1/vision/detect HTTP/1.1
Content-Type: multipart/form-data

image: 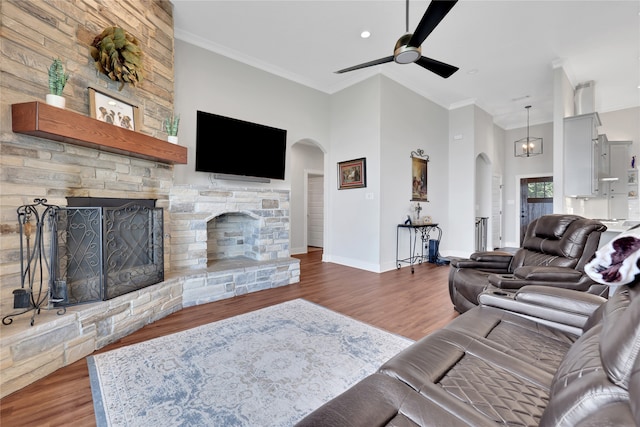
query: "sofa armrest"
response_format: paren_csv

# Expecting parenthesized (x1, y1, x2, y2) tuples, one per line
(449, 251, 513, 272)
(514, 266, 583, 282)
(488, 266, 593, 291)
(470, 251, 514, 263)
(478, 285, 606, 332)
(514, 285, 606, 317)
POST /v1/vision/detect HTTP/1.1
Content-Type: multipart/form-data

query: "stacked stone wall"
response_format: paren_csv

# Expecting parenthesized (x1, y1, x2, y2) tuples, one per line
(169, 186, 292, 270)
(0, 0, 177, 397)
(0, 0, 176, 316)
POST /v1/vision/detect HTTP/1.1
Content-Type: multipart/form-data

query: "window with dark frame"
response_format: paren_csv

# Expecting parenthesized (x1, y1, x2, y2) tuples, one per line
(527, 177, 553, 203)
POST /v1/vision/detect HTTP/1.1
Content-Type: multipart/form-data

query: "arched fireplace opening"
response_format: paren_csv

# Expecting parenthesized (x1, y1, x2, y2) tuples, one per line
(207, 212, 261, 264)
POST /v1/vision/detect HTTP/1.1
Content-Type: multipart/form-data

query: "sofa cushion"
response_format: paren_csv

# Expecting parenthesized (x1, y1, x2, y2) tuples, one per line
(520, 217, 605, 263)
(629, 353, 640, 426)
(540, 370, 630, 427)
(378, 329, 553, 426)
(295, 373, 497, 427)
(443, 306, 576, 373)
(599, 286, 640, 388)
(533, 214, 577, 239)
(511, 249, 577, 270)
(572, 403, 636, 427)
(539, 285, 640, 426)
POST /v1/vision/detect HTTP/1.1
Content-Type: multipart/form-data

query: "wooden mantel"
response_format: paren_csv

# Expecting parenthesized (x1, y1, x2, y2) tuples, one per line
(11, 102, 187, 164)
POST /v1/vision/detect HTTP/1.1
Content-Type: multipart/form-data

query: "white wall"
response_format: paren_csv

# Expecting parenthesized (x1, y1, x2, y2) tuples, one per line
(446, 104, 502, 257)
(474, 107, 497, 245)
(448, 105, 476, 257)
(173, 40, 330, 189)
(379, 77, 449, 271)
(553, 66, 575, 213)
(324, 76, 450, 272)
(600, 107, 639, 153)
(325, 77, 382, 271)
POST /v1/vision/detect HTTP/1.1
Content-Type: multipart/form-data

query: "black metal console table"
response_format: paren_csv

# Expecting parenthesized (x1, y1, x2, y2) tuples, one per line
(396, 223, 442, 273)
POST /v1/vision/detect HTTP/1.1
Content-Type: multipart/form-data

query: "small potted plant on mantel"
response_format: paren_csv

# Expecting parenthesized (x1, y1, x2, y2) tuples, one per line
(164, 113, 180, 144)
(46, 58, 69, 109)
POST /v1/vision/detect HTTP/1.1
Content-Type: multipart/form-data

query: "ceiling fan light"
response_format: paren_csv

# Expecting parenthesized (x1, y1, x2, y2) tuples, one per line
(393, 33, 421, 64)
(395, 49, 421, 64)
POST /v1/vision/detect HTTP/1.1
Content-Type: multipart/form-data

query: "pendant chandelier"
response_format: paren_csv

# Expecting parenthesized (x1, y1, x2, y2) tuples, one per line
(514, 105, 543, 157)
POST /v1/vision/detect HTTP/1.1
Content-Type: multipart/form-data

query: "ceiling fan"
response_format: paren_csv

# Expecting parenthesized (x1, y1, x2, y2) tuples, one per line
(335, 0, 459, 78)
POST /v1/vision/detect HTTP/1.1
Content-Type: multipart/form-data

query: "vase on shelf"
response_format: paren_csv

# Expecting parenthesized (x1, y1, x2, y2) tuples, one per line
(45, 94, 66, 109)
(168, 135, 178, 144)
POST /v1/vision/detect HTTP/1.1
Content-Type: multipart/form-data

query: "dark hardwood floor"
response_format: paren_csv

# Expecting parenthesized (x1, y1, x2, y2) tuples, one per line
(0, 251, 457, 427)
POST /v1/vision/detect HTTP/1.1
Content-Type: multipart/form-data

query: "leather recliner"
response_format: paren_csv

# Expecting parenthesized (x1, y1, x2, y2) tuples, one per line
(448, 214, 607, 313)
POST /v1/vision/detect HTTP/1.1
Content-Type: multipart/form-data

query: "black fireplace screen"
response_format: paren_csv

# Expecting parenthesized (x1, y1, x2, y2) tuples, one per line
(54, 201, 163, 306)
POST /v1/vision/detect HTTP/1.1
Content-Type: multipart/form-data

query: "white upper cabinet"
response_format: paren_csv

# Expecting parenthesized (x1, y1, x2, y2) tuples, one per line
(607, 142, 632, 195)
(564, 113, 601, 197)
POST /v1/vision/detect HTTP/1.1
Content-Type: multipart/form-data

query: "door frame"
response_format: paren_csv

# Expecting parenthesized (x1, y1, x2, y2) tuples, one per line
(303, 168, 324, 252)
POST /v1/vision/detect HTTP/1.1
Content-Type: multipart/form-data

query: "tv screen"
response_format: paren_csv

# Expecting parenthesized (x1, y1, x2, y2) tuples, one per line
(195, 111, 287, 180)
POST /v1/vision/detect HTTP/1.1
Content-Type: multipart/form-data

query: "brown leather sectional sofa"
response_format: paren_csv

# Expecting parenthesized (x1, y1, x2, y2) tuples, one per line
(296, 283, 640, 426)
(449, 214, 608, 314)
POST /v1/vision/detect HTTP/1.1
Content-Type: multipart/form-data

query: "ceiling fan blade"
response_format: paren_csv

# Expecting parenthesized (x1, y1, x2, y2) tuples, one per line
(408, 0, 458, 48)
(415, 56, 459, 78)
(334, 56, 395, 74)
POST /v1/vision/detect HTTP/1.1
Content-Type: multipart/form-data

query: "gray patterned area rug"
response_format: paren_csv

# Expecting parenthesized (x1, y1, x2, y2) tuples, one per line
(87, 298, 413, 426)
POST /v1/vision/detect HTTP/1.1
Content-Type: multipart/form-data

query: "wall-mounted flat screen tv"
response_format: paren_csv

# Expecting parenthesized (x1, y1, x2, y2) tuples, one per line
(195, 110, 287, 180)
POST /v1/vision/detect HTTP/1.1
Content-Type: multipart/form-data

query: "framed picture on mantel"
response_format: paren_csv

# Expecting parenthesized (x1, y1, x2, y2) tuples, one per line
(88, 87, 141, 131)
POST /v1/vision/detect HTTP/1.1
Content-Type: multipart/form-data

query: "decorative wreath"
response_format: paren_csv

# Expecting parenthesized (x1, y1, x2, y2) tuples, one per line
(90, 26, 144, 90)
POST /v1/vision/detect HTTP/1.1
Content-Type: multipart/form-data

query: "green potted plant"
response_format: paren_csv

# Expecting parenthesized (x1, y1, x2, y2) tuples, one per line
(46, 58, 69, 108)
(164, 113, 180, 144)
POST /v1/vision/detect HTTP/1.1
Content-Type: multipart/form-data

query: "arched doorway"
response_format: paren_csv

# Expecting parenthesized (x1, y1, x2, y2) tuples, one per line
(289, 140, 325, 254)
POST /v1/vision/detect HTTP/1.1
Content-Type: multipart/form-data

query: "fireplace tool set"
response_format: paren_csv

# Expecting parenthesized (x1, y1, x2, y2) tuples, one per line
(3, 199, 67, 326)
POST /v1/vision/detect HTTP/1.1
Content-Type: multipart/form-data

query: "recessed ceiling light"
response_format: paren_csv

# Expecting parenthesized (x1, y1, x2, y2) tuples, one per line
(360, 31, 371, 39)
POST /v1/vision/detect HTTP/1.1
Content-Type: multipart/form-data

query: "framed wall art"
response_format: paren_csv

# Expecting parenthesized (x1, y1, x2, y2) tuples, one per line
(411, 149, 429, 202)
(338, 157, 366, 190)
(89, 87, 141, 131)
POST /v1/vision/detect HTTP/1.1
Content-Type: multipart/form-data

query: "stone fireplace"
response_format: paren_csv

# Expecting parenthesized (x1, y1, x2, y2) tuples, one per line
(169, 185, 300, 306)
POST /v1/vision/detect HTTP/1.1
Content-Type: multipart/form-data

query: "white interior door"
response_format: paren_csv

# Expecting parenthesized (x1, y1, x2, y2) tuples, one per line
(307, 174, 324, 248)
